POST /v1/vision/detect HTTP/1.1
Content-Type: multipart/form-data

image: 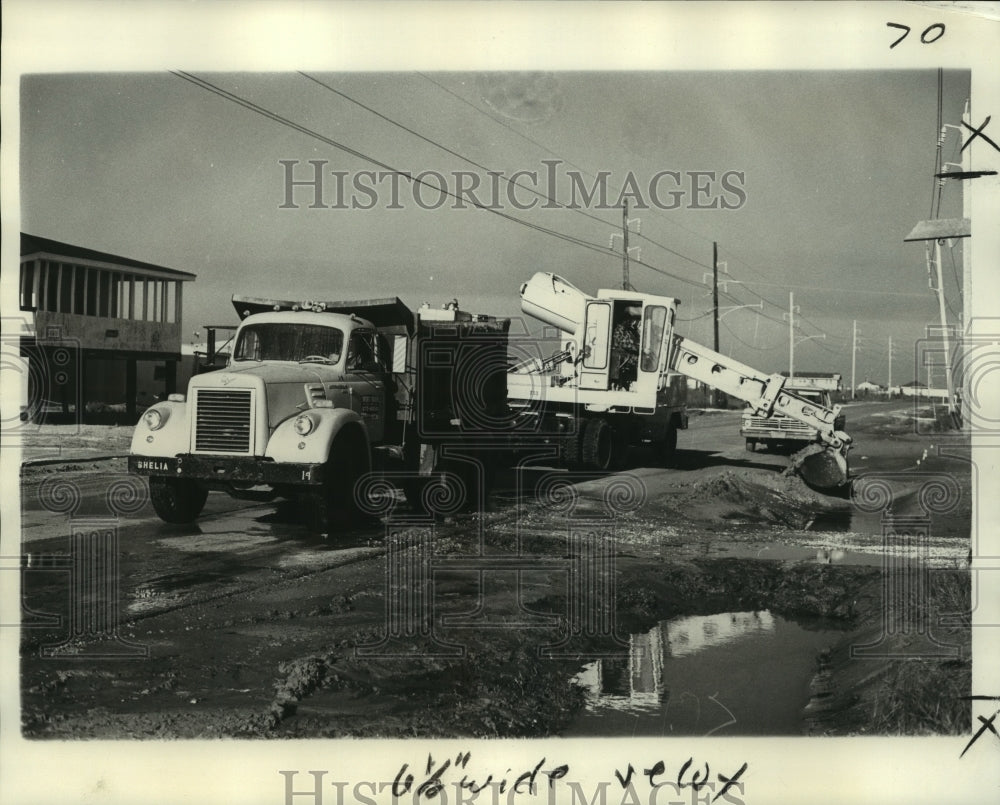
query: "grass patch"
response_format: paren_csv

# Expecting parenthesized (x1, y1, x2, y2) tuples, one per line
(869, 656, 971, 734)
(868, 570, 971, 735)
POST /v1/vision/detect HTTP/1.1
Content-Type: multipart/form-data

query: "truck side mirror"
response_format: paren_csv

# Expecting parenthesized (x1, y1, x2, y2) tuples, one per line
(391, 334, 408, 373)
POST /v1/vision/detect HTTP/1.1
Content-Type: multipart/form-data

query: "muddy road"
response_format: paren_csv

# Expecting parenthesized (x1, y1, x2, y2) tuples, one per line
(18, 400, 971, 738)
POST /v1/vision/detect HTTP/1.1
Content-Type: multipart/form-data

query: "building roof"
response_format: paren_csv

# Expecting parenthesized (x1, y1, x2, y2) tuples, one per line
(21, 233, 196, 280)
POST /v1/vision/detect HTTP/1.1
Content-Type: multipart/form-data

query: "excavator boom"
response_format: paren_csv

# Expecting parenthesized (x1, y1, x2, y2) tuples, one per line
(668, 335, 851, 488)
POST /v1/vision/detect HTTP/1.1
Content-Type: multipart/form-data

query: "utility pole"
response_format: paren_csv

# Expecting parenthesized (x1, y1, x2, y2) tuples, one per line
(888, 335, 892, 393)
(932, 237, 956, 412)
(851, 320, 858, 399)
(713, 242, 720, 355)
(613, 200, 640, 291)
(622, 200, 630, 291)
(788, 292, 795, 378)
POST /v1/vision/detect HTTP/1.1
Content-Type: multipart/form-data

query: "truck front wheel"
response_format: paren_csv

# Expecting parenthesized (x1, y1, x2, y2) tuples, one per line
(308, 429, 369, 534)
(148, 477, 208, 524)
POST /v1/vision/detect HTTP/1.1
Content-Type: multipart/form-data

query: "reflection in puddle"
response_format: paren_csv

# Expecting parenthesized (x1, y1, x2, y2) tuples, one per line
(568, 611, 846, 736)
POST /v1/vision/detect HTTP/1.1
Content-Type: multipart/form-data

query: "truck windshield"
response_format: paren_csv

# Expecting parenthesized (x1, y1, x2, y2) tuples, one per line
(233, 323, 344, 364)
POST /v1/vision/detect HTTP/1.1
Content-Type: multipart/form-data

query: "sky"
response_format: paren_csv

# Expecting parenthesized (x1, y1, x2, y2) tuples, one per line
(20, 69, 971, 387)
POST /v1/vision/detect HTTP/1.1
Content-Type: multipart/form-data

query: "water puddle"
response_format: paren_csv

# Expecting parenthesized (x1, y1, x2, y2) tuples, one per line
(566, 610, 849, 736)
(806, 510, 854, 531)
(709, 543, 882, 566)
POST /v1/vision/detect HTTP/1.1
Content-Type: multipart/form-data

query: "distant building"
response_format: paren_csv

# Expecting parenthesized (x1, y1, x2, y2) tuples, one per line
(856, 380, 885, 394)
(19, 233, 196, 421)
(900, 380, 948, 400)
(780, 371, 842, 392)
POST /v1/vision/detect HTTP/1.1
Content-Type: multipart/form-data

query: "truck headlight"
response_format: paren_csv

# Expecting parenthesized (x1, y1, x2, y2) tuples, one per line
(293, 414, 315, 436)
(142, 408, 167, 431)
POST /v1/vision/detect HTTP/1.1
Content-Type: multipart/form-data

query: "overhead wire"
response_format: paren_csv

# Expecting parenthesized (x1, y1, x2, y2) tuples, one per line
(417, 72, 860, 343)
(298, 72, 634, 238)
(183, 69, 918, 373)
(172, 71, 624, 262)
(298, 72, 724, 293)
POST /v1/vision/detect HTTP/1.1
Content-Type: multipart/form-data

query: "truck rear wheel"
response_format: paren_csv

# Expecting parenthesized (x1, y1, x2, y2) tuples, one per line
(582, 418, 615, 471)
(148, 477, 208, 524)
(661, 423, 679, 467)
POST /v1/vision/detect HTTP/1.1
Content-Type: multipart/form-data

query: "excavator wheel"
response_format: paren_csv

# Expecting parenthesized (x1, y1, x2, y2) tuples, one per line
(581, 418, 615, 471)
(660, 424, 679, 467)
(562, 427, 585, 469)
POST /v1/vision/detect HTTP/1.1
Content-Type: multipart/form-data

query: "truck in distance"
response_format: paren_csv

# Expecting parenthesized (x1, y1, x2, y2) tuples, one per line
(741, 380, 846, 453)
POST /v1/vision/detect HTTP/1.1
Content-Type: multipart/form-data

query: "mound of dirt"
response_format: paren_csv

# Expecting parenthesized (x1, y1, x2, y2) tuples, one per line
(677, 469, 844, 529)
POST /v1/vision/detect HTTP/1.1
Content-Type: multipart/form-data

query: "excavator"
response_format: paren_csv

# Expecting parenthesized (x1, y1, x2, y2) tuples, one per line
(508, 272, 851, 490)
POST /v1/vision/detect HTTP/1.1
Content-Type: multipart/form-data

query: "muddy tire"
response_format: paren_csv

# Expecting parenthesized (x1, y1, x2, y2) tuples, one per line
(148, 477, 208, 524)
(307, 429, 369, 534)
(581, 417, 615, 471)
(561, 427, 585, 469)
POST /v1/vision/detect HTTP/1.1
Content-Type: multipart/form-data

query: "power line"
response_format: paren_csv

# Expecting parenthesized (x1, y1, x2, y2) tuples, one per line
(932, 67, 945, 219)
(175, 71, 716, 303)
(418, 72, 716, 274)
(172, 71, 625, 261)
(722, 317, 782, 351)
(299, 72, 631, 237)
(416, 72, 860, 344)
(719, 277, 931, 300)
(420, 70, 951, 344)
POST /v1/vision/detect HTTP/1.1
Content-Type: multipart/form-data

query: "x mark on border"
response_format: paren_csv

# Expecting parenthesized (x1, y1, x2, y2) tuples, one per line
(961, 116, 1000, 154)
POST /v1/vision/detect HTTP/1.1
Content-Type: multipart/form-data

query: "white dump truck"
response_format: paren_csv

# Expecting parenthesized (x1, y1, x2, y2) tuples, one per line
(129, 273, 851, 530)
(128, 295, 511, 529)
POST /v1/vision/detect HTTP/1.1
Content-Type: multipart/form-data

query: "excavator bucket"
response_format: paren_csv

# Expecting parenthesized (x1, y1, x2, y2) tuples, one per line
(788, 443, 850, 490)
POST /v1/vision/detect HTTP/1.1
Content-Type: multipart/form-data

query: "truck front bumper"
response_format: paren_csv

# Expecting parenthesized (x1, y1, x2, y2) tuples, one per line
(128, 454, 325, 486)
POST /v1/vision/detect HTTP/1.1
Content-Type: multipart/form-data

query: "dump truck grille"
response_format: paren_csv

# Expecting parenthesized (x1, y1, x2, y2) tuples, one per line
(193, 389, 254, 454)
(744, 416, 814, 433)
